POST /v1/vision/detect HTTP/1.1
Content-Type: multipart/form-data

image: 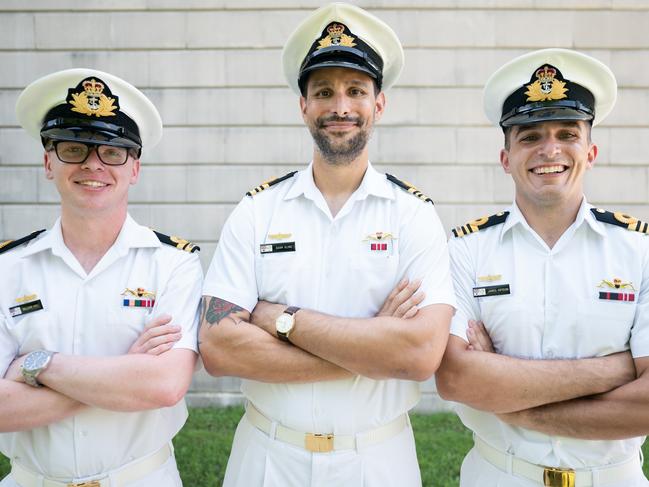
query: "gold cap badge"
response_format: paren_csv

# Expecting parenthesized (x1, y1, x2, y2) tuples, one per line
(317, 23, 356, 50)
(525, 65, 568, 102)
(69, 78, 118, 117)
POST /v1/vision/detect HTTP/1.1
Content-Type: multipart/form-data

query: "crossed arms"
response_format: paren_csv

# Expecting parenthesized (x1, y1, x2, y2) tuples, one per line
(0, 313, 197, 432)
(436, 319, 649, 440)
(199, 278, 453, 383)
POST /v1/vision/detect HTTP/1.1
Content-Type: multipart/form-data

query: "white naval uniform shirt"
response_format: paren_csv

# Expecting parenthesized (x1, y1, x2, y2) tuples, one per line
(203, 162, 456, 434)
(449, 198, 649, 468)
(0, 214, 202, 479)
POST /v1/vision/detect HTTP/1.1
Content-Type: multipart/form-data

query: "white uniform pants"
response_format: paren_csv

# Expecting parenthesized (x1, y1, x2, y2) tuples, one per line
(222, 414, 422, 487)
(0, 454, 182, 487)
(460, 447, 649, 487)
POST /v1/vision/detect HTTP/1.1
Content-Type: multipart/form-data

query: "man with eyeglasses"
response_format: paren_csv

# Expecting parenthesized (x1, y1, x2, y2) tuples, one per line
(0, 69, 202, 487)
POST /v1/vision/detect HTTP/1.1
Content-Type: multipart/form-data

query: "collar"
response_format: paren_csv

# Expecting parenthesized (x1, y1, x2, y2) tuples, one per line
(284, 161, 395, 202)
(500, 196, 606, 242)
(20, 214, 160, 259)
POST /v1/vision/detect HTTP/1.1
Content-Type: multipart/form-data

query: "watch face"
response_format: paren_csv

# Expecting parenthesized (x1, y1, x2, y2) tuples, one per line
(276, 314, 294, 333)
(24, 350, 49, 372)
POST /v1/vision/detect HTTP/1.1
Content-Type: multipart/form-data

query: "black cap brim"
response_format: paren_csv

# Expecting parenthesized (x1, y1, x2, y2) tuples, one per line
(41, 126, 141, 150)
(501, 104, 594, 127)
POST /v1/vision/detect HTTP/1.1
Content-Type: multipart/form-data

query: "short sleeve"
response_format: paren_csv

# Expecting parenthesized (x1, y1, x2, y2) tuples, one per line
(630, 241, 649, 358)
(203, 197, 259, 312)
(396, 202, 456, 310)
(0, 314, 19, 376)
(154, 252, 203, 352)
(448, 237, 481, 342)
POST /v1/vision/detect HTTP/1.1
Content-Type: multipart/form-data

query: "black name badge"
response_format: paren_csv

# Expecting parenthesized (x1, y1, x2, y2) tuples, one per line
(260, 242, 296, 254)
(9, 299, 44, 317)
(473, 284, 510, 298)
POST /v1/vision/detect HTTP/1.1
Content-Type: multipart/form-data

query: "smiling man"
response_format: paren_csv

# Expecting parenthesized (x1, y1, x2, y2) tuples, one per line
(0, 69, 202, 487)
(436, 49, 649, 486)
(198, 3, 455, 486)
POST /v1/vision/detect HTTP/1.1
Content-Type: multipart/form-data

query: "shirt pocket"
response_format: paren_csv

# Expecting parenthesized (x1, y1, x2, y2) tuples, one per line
(105, 305, 153, 354)
(479, 295, 537, 356)
(575, 300, 634, 357)
(257, 251, 300, 303)
(7, 309, 62, 353)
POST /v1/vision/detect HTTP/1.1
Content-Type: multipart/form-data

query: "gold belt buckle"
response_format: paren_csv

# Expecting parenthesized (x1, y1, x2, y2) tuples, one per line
(305, 433, 334, 452)
(543, 467, 575, 487)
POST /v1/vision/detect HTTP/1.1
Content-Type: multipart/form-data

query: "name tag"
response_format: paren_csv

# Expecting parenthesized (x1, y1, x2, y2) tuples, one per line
(260, 242, 296, 254)
(9, 299, 44, 317)
(473, 284, 510, 298)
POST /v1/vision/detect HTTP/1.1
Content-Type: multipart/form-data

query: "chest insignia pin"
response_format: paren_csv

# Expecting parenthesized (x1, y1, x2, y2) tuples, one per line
(122, 287, 156, 308)
(597, 278, 635, 302)
(363, 231, 396, 252)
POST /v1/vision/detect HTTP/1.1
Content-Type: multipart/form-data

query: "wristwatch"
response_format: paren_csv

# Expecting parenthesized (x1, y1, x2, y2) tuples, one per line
(275, 306, 301, 342)
(21, 350, 56, 387)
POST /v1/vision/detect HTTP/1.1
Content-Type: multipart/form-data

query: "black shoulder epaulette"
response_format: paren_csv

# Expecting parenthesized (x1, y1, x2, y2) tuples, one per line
(153, 231, 200, 253)
(246, 171, 298, 197)
(386, 173, 433, 204)
(591, 208, 649, 235)
(452, 212, 509, 238)
(0, 229, 46, 254)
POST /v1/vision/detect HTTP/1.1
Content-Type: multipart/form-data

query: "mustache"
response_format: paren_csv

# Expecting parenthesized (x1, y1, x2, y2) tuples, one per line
(316, 115, 362, 128)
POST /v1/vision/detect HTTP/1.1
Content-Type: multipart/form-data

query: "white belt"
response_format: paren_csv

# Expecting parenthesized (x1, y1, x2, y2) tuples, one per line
(11, 444, 171, 487)
(245, 402, 408, 453)
(474, 435, 640, 487)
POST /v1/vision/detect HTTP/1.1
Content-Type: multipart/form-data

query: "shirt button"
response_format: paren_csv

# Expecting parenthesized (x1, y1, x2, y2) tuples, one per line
(545, 350, 554, 358)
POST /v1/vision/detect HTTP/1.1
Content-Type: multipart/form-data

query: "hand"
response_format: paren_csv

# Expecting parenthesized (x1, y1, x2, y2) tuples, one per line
(4, 354, 26, 383)
(376, 278, 424, 319)
(128, 314, 182, 355)
(467, 320, 495, 353)
(250, 301, 286, 335)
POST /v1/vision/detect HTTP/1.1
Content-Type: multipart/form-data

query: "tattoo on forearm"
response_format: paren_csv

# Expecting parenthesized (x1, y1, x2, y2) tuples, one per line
(204, 297, 243, 327)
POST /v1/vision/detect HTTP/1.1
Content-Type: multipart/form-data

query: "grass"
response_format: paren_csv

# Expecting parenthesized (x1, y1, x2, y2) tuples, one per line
(1, 408, 647, 486)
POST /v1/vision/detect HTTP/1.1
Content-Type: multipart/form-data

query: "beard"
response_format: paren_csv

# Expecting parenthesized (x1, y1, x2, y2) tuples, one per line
(308, 114, 373, 166)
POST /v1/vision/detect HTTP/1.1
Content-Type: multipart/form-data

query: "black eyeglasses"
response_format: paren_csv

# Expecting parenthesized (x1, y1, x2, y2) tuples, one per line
(50, 141, 134, 166)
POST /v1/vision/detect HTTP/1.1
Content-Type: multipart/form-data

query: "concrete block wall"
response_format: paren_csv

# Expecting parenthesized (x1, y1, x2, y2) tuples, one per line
(2, 1, 648, 411)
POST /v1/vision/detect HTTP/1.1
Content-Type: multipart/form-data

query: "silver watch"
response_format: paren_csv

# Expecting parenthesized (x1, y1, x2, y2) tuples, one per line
(21, 350, 55, 387)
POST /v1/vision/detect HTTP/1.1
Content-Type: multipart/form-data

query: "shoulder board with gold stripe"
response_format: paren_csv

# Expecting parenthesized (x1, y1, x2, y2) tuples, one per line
(0, 229, 46, 254)
(246, 171, 298, 197)
(591, 208, 649, 235)
(153, 231, 200, 253)
(385, 173, 433, 204)
(452, 212, 509, 238)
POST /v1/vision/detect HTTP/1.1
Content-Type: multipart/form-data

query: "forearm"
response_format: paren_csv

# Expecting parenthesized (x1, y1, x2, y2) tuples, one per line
(199, 318, 353, 383)
(436, 337, 635, 413)
(500, 362, 649, 439)
(289, 304, 453, 380)
(0, 379, 85, 432)
(37, 350, 196, 412)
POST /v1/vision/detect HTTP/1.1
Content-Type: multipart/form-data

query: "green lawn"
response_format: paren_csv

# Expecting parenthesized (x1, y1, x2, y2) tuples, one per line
(1, 408, 647, 486)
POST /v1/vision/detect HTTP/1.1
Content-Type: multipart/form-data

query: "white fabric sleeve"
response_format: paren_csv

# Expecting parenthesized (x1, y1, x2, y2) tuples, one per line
(203, 197, 259, 312)
(0, 314, 19, 376)
(397, 203, 456, 309)
(448, 236, 481, 342)
(631, 240, 649, 358)
(154, 252, 203, 352)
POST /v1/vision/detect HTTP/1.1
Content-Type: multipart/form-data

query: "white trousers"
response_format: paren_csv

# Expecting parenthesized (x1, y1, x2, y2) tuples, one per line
(460, 447, 649, 487)
(0, 454, 182, 487)
(222, 414, 422, 487)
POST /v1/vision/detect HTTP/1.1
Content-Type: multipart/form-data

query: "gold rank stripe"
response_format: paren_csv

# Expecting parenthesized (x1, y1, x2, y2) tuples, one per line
(0, 239, 12, 250)
(451, 212, 509, 238)
(591, 208, 649, 235)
